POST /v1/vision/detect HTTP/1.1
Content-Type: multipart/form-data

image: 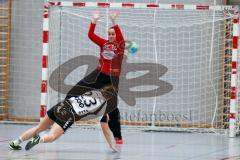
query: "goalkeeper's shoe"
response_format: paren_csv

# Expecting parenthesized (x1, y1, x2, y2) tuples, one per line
(25, 134, 40, 150)
(9, 141, 22, 150)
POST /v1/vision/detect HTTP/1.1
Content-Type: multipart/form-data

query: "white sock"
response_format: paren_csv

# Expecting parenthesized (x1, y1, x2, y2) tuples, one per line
(13, 137, 23, 145)
(39, 136, 44, 143)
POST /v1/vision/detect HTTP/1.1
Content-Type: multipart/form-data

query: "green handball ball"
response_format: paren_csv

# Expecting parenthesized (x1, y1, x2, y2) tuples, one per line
(128, 41, 139, 54)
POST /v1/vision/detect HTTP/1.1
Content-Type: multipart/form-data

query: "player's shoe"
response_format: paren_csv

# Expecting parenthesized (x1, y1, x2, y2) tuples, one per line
(115, 138, 123, 144)
(25, 134, 40, 150)
(8, 141, 22, 150)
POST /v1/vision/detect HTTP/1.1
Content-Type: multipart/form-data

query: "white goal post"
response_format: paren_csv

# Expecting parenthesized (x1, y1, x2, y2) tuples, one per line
(41, 1, 240, 136)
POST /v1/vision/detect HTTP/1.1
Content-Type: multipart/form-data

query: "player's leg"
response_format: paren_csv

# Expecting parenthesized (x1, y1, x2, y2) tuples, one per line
(41, 123, 64, 143)
(108, 108, 123, 144)
(25, 123, 65, 150)
(9, 115, 54, 150)
(21, 115, 54, 141)
(25, 101, 74, 150)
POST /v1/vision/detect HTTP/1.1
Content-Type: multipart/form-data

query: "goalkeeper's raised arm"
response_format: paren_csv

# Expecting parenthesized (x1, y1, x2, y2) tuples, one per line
(109, 12, 124, 45)
(88, 13, 106, 47)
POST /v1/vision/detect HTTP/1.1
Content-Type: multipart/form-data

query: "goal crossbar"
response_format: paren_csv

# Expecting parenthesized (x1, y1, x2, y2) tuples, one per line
(47, 1, 234, 11)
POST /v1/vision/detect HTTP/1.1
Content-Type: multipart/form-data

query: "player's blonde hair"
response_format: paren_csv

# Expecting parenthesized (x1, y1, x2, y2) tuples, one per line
(101, 85, 117, 100)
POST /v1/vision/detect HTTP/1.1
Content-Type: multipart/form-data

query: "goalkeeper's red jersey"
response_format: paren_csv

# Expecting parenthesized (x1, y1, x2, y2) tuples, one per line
(88, 23, 125, 77)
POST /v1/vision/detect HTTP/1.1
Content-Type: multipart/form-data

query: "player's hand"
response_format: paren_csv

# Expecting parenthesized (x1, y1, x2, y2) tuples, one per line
(110, 145, 119, 152)
(92, 13, 100, 23)
(109, 12, 119, 21)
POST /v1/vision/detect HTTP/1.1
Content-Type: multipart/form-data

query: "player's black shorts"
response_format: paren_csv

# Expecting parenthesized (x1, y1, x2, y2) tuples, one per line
(47, 101, 74, 132)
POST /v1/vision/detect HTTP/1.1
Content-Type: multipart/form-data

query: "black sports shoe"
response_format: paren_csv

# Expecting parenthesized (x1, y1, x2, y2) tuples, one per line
(9, 141, 22, 150)
(25, 135, 40, 150)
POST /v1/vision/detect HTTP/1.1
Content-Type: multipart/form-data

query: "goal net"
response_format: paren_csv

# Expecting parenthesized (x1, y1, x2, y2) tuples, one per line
(45, 2, 238, 134)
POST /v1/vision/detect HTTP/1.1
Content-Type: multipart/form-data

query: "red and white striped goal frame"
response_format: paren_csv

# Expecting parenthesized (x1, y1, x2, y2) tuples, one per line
(229, 8, 240, 137)
(41, 1, 239, 135)
(46, 1, 234, 10)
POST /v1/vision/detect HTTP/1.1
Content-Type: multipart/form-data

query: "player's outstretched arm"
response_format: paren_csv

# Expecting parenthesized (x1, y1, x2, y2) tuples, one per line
(101, 118, 119, 152)
(92, 13, 100, 24)
(88, 13, 105, 46)
(109, 12, 124, 46)
(109, 12, 119, 26)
